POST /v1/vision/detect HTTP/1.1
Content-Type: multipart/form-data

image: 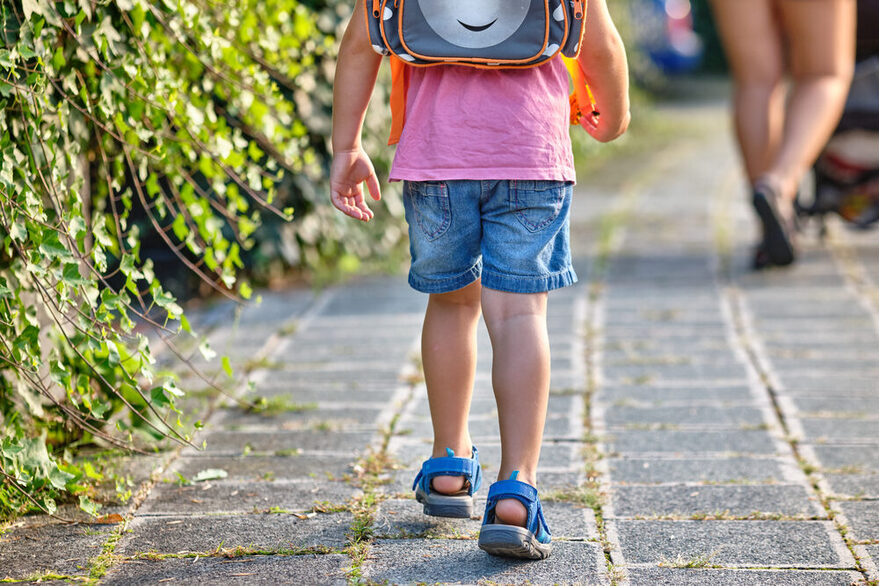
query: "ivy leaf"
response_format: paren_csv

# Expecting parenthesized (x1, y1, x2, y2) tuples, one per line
(21, 0, 44, 21)
(38, 231, 70, 259)
(62, 263, 88, 287)
(199, 341, 216, 361)
(79, 495, 102, 516)
(192, 469, 227, 483)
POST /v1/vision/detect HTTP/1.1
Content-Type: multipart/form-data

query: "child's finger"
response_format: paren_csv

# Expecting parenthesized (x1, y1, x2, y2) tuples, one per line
(365, 172, 382, 201)
(331, 189, 369, 221)
(353, 194, 374, 221)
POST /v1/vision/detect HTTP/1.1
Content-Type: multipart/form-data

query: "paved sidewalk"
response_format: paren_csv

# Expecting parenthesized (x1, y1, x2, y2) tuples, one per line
(2, 101, 878, 585)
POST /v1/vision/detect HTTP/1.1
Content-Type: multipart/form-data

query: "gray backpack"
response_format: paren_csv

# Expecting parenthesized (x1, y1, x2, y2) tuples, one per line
(365, 0, 586, 67)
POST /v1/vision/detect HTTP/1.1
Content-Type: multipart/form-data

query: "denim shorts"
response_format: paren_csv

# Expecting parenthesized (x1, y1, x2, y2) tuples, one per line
(402, 180, 577, 294)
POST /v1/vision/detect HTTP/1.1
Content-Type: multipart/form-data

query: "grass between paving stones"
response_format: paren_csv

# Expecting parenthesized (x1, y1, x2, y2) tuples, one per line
(657, 552, 722, 569)
(0, 572, 87, 583)
(580, 138, 722, 585)
(713, 176, 873, 583)
(244, 396, 318, 416)
(343, 381, 414, 584)
(129, 544, 342, 560)
(578, 157, 649, 585)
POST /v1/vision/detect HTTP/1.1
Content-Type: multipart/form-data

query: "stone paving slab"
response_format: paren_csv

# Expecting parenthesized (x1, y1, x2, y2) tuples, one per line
(614, 520, 854, 567)
(773, 358, 879, 373)
(0, 522, 116, 580)
(610, 485, 822, 518)
(823, 474, 879, 499)
(138, 480, 360, 515)
(209, 407, 385, 431)
(117, 512, 353, 555)
(362, 538, 608, 585)
(776, 375, 878, 394)
(244, 385, 399, 404)
(603, 405, 765, 427)
(597, 385, 755, 404)
(100, 554, 350, 585)
(372, 498, 596, 541)
(606, 457, 792, 484)
(603, 363, 748, 382)
(860, 545, 879, 580)
(788, 396, 879, 416)
(605, 430, 780, 455)
(809, 445, 879, 472)
(244, 367, 407, 385)
(273, 341, 416, 363)
(170, 455, 355, 482)
(799, 419, 879, 443)
(184, 430, 376, 455)
(835, 501, 879, 542)
(624, 568, 863, 586)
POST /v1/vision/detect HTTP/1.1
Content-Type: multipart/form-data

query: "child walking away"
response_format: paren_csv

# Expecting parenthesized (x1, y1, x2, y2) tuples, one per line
(330, 0, 629, 560)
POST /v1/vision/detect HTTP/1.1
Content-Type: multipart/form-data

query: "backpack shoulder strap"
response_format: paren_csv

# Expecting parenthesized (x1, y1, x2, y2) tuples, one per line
(562, 56, 597, 126)
(388, 56, 410, 146)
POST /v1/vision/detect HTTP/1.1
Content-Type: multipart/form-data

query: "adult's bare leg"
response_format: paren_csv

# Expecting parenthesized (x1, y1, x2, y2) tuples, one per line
(765, 0, 857, 201)
(709, 0, 786, 183)
(481, 288, 551, 527)
(422, 280, 482, 494)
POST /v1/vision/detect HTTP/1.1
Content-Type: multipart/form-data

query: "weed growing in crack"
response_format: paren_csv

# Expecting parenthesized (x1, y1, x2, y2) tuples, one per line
(658, 552, 720, 569)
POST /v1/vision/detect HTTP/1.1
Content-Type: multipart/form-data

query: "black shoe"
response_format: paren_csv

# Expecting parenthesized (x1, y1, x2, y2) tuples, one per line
(752, 243, 772, 270)
(752, 184, 796, 267)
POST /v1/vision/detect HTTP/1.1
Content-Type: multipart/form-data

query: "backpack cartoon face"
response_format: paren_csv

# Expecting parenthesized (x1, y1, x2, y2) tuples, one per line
(415, 0, 531, 49)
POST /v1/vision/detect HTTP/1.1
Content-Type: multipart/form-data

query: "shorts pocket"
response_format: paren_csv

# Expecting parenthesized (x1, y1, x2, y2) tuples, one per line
(405, 181, 451, 241)
(510, 180, 567, 233)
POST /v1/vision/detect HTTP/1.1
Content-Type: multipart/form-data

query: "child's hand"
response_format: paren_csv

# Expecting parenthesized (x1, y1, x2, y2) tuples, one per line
(580, 109, 631, 143)
(330, 148, 382, 222)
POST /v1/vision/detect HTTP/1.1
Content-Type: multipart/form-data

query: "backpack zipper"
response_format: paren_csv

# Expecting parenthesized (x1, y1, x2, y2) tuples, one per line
(372, 0, 380, 17)
(572, 0, 583, 19)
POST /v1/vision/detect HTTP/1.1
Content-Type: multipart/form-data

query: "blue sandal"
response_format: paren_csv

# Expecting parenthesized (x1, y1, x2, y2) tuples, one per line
(478, 472, 552, 560)
(412, 447, 482, 518)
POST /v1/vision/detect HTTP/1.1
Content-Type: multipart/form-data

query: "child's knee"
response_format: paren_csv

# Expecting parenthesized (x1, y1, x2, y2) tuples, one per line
(481, 289, 547, 324)
(429, 280, 482, 309)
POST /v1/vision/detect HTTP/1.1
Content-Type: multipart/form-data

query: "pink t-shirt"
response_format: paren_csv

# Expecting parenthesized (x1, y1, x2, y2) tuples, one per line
(389, 59, 576, 183)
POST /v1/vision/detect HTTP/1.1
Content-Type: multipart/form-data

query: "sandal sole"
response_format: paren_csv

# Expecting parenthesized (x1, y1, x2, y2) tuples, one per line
(415, 487, 473, 519)
(478, 525, 552, 560)
(753, 191, 795, 266)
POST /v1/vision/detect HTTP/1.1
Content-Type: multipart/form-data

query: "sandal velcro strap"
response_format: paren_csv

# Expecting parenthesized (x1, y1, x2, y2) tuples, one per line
(485, 479, 538, 503)
(483, 478, 552, 543)
(412, 447, 482, 496)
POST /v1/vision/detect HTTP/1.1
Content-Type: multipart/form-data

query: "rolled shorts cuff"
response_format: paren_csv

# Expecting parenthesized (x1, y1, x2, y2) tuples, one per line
(481, 267, 578, 294)
(409, 261, 482, 294)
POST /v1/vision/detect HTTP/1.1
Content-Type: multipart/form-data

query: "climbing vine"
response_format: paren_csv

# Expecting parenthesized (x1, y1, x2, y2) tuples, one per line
(0, 0, 398, 519)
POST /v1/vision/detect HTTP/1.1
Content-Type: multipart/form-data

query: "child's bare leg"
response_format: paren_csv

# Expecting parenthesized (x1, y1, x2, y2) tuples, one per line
(422, 280, 482, 494)
(481, 288, 550, 527)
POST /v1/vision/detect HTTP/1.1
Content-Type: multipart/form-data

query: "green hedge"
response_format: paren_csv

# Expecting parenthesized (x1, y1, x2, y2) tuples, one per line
(0, 0, 401, 520)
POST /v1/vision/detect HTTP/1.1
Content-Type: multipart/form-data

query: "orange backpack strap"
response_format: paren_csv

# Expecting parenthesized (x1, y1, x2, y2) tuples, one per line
(388, 56, 410, 146)
(562, 56, 597, 126)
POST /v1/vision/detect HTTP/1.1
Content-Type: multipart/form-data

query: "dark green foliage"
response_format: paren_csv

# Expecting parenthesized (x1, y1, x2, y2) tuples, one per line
(0, 0, 399, 520)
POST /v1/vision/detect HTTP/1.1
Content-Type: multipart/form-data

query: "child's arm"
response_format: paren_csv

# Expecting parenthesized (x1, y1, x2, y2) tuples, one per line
(330, 1, 383, 222)
(578, 0, 631, 143)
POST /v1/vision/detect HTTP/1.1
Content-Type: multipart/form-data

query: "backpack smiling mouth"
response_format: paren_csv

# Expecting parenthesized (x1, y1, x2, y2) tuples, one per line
(458, 19, 497, 32)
